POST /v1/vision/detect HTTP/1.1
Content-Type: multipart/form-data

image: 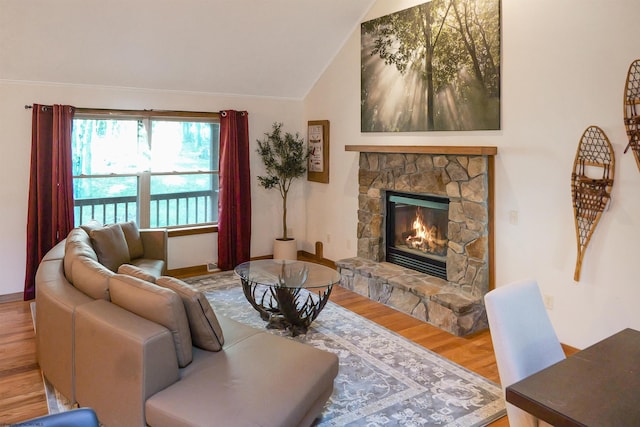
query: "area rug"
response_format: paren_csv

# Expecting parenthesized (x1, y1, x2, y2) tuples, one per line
(185, 272, 506, 427)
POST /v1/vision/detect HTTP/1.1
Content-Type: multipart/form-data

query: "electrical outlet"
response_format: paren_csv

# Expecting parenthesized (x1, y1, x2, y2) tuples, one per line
(543, 294, 554, 310)
(509, 210, 519, 225)
(326, 233, 331, 244)
(207, 262, 218, 272)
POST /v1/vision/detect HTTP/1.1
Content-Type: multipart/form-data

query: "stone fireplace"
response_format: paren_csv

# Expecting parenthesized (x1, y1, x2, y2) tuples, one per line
(337, 145, 497, 336)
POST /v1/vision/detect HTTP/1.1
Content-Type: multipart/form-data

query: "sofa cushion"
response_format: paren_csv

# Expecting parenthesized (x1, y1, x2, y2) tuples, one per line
(65, 227, 92, 246)
(156, 276, 225, 351)
(145, 330, 339, 427)
(109, 274, 192, 367)
(79, 219, 103, 235)
(120, 221, 144, 260)
(72, 257, 113, 300)
(42, 240, 65, 262)
(63, 238, 98, 284)
(90, 224, 130, 272)
(117, 263, 157, 283)
(129, 258, 165, 279)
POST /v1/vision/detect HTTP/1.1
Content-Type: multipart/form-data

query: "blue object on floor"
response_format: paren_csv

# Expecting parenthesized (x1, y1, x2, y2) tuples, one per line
(12, 408, 99, 427)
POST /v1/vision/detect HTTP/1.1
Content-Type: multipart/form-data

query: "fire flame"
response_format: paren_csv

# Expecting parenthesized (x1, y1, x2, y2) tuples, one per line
(405, 209, 446, 254)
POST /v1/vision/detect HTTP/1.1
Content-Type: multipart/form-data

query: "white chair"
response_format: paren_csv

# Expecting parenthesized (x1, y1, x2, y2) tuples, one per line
(484, 279, 566, 427)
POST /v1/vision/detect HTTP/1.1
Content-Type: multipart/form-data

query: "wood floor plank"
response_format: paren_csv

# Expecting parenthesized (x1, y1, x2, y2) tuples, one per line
(0, 300, 48, 424)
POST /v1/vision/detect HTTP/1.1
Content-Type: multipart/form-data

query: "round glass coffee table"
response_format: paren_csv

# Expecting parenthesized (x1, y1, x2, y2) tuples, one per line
(234, 259, 341, 336)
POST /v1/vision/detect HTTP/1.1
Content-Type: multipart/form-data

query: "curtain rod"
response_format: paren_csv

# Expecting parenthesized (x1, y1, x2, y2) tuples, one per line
(23, 105, 228, 117)
(24, 105, 228, 118)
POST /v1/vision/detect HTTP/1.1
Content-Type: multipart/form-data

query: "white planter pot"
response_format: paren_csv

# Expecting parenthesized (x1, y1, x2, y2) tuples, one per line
(273, 238, 297, 260)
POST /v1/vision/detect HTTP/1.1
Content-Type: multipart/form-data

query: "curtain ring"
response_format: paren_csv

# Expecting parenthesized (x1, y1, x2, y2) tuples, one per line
(220, 111, 227, 117)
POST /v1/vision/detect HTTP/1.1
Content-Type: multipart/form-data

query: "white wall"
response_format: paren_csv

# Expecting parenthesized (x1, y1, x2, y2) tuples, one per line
(303, 0, 640, 349)
(0, 80, 306, 293)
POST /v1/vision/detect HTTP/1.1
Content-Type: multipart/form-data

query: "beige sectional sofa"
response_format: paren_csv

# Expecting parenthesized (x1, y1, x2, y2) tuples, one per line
(35, 221, 339, 427)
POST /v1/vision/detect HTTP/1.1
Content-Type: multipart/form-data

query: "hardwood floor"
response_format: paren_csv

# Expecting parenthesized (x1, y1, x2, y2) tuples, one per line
(0, 300, 48, 424)
(0, 285, 510, 426)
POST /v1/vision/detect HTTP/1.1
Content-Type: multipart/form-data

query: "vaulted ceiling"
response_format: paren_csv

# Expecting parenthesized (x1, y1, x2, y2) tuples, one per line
(0, 0, 375, 99)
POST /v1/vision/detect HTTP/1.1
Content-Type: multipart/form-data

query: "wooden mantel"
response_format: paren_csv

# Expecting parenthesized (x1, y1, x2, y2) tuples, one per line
(345, 145, 497, 156)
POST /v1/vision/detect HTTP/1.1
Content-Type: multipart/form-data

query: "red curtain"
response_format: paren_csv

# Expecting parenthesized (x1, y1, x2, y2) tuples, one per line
(217, 110, 251, 270)
(24, 104, 75, 300)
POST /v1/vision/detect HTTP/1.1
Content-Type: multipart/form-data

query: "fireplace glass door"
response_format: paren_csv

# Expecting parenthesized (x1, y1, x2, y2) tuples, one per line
(386, 192, 449, 279)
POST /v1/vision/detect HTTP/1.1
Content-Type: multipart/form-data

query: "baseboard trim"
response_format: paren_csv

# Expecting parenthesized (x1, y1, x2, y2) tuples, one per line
(168, 265, 211, 278)
(0, 292, 23, 303)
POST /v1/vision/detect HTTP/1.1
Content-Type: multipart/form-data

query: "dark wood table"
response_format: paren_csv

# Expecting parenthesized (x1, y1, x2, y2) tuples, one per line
(506, 328, 640, 426)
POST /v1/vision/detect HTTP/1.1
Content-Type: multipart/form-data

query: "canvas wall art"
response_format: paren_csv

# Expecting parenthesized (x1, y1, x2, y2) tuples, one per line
(361, 0, 501, 132)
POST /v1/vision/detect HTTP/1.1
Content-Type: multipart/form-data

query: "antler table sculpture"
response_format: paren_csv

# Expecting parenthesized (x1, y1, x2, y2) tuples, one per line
(234, 260, 340, 336)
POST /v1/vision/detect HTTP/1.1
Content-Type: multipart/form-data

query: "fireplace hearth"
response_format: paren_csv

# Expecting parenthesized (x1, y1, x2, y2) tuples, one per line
(386, 191, 449, 279)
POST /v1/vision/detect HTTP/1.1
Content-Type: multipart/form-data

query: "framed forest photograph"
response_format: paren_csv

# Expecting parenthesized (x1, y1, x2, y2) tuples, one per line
(361, 0, 501, 132)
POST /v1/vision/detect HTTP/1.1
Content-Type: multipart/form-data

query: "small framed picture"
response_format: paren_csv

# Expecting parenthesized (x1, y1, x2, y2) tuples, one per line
(307, 120, 330, 183)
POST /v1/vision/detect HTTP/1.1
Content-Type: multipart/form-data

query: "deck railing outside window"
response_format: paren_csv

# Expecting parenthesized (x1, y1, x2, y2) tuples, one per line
(74, 190, 215, 228)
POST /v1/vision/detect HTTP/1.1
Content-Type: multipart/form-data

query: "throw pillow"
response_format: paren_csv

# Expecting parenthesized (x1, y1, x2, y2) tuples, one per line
(90, 224, 131, 272)
(119, 221, 144, 260)
(156, 276, 225, 351)
(109, 274, 193, 367)
(117, 263, 157, 283)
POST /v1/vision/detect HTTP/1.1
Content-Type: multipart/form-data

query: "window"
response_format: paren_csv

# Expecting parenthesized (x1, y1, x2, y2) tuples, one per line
(71, 110, 220, 228)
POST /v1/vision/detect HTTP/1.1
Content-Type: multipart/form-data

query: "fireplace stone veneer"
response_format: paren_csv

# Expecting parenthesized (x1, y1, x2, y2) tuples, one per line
(337, 145, 496, 336)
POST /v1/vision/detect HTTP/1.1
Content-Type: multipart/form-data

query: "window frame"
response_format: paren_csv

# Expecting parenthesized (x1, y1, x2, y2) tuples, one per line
(72, 108, 221, 230)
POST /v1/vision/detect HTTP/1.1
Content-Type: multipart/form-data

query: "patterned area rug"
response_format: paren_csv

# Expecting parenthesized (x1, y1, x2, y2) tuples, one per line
(186, 272, 506, 427)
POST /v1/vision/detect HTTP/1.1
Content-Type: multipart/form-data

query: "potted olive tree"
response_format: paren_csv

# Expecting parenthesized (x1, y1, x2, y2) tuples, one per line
(257, 122, 309, 259)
